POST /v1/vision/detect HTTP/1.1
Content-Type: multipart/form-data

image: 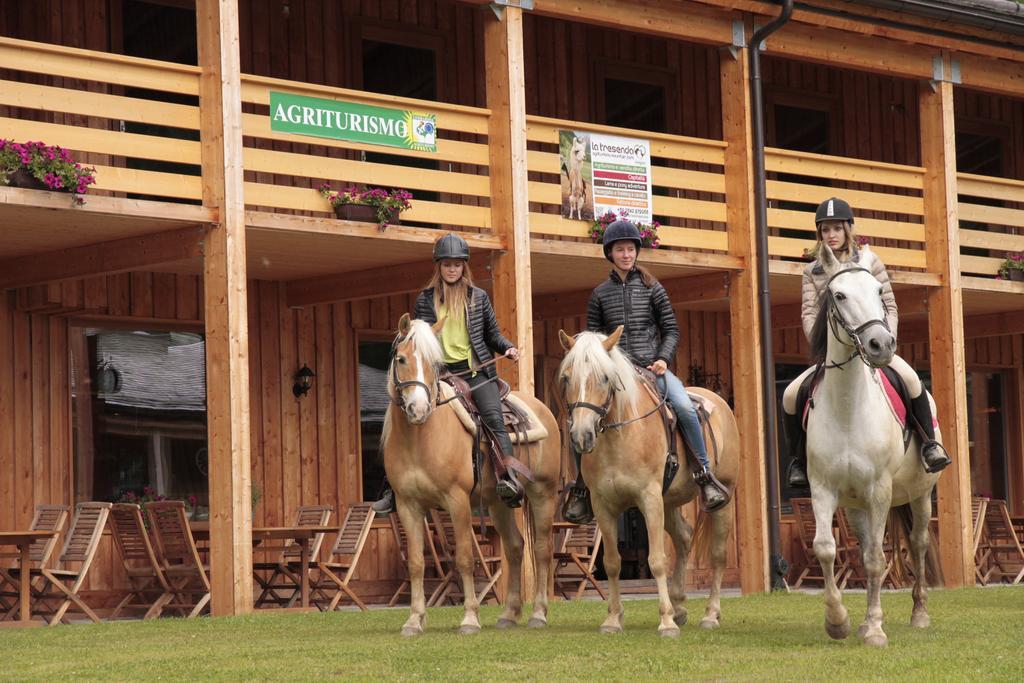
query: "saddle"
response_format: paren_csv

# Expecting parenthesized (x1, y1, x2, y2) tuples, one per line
(633, 365, 719, 493)
(439, 373, 542, 484)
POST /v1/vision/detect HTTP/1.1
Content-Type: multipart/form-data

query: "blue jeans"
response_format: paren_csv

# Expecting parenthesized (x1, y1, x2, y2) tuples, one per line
(658, 370, 710, 469)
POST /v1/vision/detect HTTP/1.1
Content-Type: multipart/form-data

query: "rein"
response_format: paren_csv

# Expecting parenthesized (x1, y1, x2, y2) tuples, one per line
(823, 267, 891, 370)
(389, 336, 510, 410)
(566, 370, 667, 432)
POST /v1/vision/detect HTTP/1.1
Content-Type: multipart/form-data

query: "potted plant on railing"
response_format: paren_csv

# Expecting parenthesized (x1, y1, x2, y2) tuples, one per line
(588, 209, 661, 249)
(0, 139, 97, 205)
(996, 251, 1024, 282)
(318, 183, 413, 230)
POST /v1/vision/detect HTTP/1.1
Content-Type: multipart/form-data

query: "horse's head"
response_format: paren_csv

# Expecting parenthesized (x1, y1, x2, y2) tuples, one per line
(816, 245, 896, 368)
(389, 313, 445, 424)
(557, 326, 638, 454)
(571, 135, 586, 162)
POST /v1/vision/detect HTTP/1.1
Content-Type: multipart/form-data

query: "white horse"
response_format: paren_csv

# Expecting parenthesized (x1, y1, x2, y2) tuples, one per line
(805, 245, 942, 647)
(566, 135, 588, 220)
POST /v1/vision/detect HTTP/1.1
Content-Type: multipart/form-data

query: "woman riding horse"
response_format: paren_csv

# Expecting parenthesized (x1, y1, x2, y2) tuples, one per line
(373, 233, 524, 514)
(783, 197, 952, 489)
(563, 219, 729, 524)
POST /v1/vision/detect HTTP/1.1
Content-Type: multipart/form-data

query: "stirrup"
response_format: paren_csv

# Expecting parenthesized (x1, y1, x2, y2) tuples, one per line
(496, 477, 524, 508)
(693, 468, 730, 513)
(562, 483, 594, 525)
(921, 440, 952, 474)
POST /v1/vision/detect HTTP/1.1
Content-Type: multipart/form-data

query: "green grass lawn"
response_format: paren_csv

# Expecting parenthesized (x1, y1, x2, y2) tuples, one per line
(4, 586, 1023, 681)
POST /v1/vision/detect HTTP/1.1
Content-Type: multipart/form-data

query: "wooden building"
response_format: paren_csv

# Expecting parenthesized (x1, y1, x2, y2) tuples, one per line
(1, 0, 1023, 615)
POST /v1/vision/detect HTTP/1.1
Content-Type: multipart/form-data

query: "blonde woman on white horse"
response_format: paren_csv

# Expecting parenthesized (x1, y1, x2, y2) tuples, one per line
(782, 197, 951, 490)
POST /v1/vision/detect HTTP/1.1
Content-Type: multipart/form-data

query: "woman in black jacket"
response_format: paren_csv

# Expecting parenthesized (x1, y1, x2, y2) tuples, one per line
(373, 233, 523, 515)
(563, 220, 729, 523)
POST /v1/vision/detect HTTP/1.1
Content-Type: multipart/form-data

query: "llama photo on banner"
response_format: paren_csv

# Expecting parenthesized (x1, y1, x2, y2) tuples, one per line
(559, 130, 653, 224)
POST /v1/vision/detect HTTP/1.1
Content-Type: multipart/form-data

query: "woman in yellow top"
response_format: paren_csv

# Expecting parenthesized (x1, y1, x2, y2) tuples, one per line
(373, 233, 522, 515)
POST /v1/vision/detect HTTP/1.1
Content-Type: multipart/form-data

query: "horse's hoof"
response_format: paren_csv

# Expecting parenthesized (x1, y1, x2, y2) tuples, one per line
(400, 626, 423, 637)
(673, 612, 688, 627)
(825, 618, 851, 640)
(599, 625, 623, 634)
(699, 617, 720, 630)
(659, 627, 680, 638)
(495, 618, 518, 630)
(527, 617, 547, 629)
(864, 633, 888, 648)
(910, 613, 930, 629)
(458, 624, 481, 635)
(856, 622, 869, 639)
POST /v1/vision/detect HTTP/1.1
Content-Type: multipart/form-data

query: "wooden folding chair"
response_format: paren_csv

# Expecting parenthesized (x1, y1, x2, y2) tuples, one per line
(1, 502, 110, 625)
(147, 501, 210, 618)
(971, 496, 992, 585)
(553, 521, 605, 600)
(789, 498, 829, 588)
(981, 499, 1024, 585)
(429, 510, 503, 606)
(834, 508, 901, 590)
(253, 504, 333, 608)
(108, 503, 174, 620)
(387, 513, 447, 607)
(309, 502, 374, 611)
(0, 504, 69, 620)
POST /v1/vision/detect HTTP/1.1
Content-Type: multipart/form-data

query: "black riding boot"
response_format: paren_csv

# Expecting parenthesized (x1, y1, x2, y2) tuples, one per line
(372, 478, 396, 516)
(910, 393, 952, 473)
(493, 431, 525, 508)
(784, 409, 809, 489)
(562, 447, 594, 525)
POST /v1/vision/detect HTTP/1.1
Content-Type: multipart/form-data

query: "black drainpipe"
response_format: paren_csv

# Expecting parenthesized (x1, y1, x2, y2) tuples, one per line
(748, 0, 793, 592)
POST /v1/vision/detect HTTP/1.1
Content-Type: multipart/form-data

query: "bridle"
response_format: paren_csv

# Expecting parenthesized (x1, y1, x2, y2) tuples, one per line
(565, 369, 667, 434)
(823, 267, 891, 370)
(389, 351, 439, 413)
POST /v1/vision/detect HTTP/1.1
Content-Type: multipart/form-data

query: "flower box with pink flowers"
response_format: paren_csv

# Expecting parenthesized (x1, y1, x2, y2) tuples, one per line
(0, 139, 97, 205)
(319, 183, 412, 230)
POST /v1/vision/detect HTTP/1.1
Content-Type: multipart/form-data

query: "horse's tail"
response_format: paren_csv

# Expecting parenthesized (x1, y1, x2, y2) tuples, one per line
(892, 504, 944, 587)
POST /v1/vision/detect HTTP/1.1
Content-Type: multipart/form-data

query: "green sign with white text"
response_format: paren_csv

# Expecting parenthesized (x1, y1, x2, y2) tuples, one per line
(269, 91, 437, 152)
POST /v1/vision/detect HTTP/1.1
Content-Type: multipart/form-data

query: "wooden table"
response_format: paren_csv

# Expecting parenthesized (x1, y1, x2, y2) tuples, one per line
(190, 523, 336, 610)
(0, 530, 58, 627)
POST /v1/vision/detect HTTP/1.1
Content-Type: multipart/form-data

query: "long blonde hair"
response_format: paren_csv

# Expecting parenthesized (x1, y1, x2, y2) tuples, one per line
(806, 220, 857, 262)
(426, 261, 475, 324)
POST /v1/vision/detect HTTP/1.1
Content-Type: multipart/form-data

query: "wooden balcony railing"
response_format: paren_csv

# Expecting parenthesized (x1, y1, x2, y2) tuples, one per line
(764, 148, 927, 272)
(0, 37, 202, 203)
(957, 173, 1024, 279)
(239, 75, 493, 234)
(525, 116, 729, 254)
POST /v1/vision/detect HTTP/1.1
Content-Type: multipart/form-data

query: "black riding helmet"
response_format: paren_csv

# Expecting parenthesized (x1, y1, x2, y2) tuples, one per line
(433, 233, 470, 261)
(602, 219, 642, 262)
(815, 197, 855, 225)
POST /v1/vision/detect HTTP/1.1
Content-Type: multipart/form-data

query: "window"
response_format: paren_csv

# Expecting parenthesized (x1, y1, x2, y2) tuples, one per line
(358, 338, 393, 501)
(72, 328, 208, 516)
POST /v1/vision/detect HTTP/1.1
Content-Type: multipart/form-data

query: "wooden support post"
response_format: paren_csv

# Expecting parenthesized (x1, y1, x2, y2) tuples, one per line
(197, 0, 253, 616)
(721, 48, 770, 594)
(484, 4, 534, 602)
(919, 67, 972, 588)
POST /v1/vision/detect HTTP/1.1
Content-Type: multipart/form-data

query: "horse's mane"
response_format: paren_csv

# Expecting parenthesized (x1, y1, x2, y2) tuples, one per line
(382, 319, 443, 450)
(559, 331, 639, 417)
(809, 292, 830, 364)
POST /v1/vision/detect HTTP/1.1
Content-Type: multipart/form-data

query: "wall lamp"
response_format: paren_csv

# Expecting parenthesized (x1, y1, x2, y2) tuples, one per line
(293, 364, 315, 398)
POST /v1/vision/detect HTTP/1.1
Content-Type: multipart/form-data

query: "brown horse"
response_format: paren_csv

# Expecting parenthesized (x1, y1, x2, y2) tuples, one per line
(559, 326, 739, 636)
(383, 314, 561, 636)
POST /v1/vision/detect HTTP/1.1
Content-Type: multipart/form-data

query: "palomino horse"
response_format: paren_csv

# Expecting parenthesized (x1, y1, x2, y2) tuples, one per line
(805, 245, 941, 647)
(383, 314, 561, 636)
(558, 327, 739, 636)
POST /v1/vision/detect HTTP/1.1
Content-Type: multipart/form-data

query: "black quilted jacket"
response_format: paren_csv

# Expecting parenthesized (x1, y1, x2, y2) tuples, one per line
(414, 286, 513, 378)
(587, 269, 679, 367)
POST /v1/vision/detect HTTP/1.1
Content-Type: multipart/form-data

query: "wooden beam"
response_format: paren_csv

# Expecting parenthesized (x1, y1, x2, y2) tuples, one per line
(484, 3, 535, 603)
(722, 47, 769, 594)
(901, 309, 1024, 344)
(0, 226, 206, 289)
(920, 68, 972, 588)
(959, 52, 1024, 99)
(285, 253, 491, 308)
(463, 0, 733, 46)
(531, 271, 730, 320)
(197, 0, 253, 617)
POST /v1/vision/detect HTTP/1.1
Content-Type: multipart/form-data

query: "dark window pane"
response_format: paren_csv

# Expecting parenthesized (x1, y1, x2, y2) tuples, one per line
(604, 78, 666, 133)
